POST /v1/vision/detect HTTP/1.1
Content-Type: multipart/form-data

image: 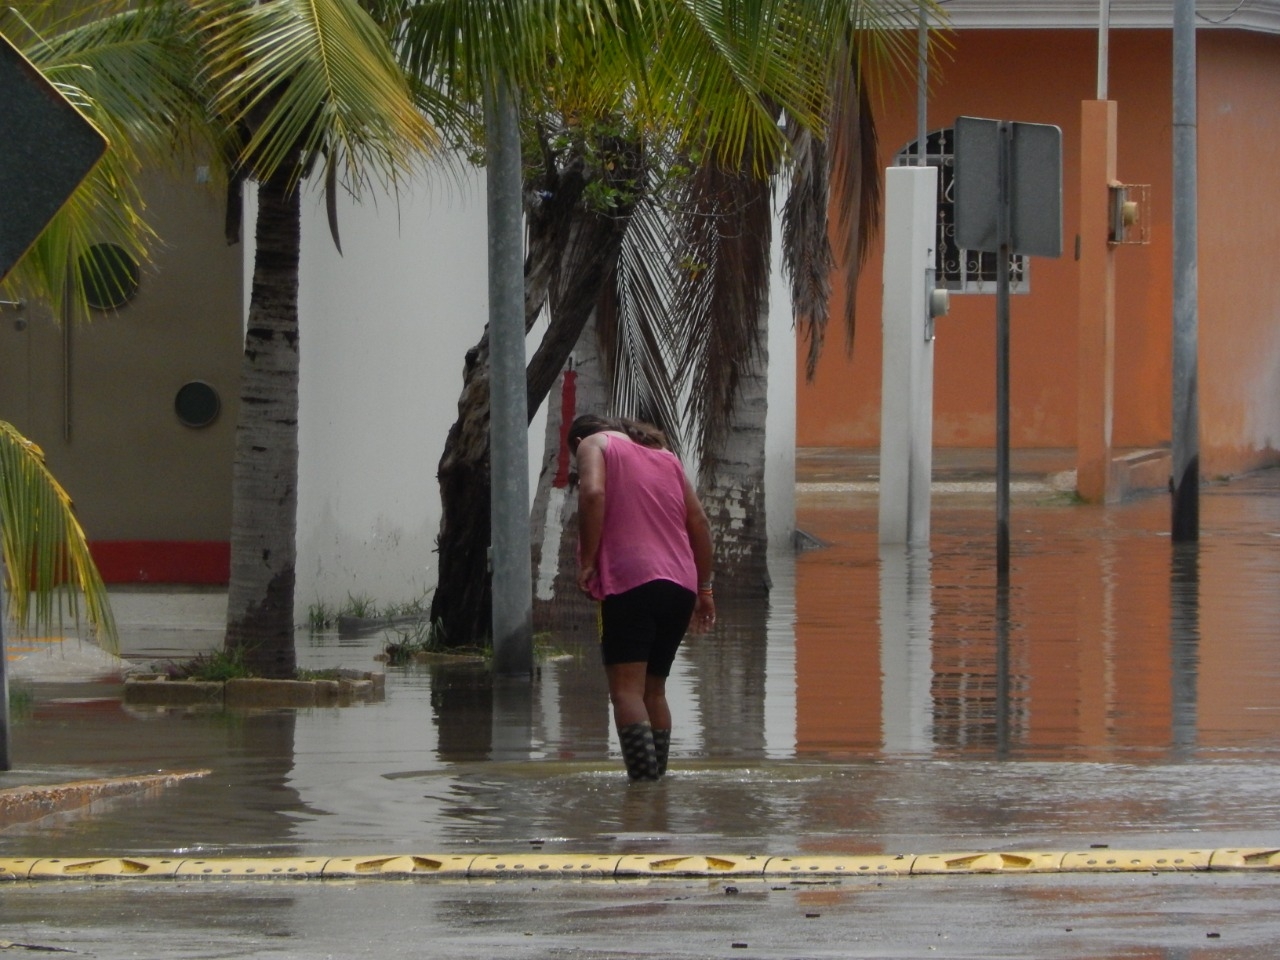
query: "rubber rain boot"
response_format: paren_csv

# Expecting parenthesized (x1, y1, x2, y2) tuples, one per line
(653, 728, 671, 777)
(617, 721, 659, 781)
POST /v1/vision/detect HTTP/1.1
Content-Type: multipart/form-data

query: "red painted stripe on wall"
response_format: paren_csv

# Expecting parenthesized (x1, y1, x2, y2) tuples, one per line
(90, 541, 230, 585)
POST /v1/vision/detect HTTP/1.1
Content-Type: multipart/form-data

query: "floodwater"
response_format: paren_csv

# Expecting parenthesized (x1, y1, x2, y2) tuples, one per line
(4, 469, 1277, 860)
(2, 469, 1279, 959)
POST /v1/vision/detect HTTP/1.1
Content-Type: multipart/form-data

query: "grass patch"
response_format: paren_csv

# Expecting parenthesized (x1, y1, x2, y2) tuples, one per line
(306, 590, 433, 632)
(151, 650, 351, 683)
(158, 647, 253, 682)
(382, 626, 576, 666)
(382, 618, 483, 665)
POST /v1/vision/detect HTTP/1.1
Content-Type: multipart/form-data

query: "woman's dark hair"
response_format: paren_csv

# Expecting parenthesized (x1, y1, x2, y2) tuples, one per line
(568, 414, 668, 450)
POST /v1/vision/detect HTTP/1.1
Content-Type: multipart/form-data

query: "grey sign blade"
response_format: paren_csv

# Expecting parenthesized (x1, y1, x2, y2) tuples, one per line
(0, 32, 108, 282)
(953, 115, 1063, 259)
(1010, 122, 1063, 259)
(953, 115, 1001, 253)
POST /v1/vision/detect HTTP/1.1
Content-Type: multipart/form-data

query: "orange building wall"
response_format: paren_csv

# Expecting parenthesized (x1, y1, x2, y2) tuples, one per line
(799, 28, 1279, 477)
(1196, 31, 1280, 476)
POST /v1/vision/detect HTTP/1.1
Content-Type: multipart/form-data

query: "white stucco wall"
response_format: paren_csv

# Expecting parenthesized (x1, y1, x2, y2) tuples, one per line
(247, 167, 792, 620)
(293, 170, 489, 617)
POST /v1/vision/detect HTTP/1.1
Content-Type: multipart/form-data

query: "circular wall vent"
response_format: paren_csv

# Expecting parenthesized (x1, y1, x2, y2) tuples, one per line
(174, 380, 221, 428)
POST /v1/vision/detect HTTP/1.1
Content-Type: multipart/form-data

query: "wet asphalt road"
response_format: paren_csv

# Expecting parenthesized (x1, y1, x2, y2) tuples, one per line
(3, 464, 1279, 958)
(3, 870, 1280, 959)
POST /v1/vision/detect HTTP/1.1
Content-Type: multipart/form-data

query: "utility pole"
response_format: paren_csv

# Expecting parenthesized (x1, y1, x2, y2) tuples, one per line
(1171, 0, 1200, 540)
(485, 81, 533, 677)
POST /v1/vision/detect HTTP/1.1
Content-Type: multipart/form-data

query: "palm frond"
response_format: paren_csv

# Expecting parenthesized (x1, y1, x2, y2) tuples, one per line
(601, 182, 688, 453)
(827, 50, 881, 363)
(197, 0, 439, 191)
(781, 117, 835, 381)
(672, 159, 772, 475)
(0, 422, 117, 652)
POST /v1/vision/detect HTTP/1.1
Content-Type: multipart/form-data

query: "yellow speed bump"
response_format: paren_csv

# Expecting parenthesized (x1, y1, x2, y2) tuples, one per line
(468, 854, 621, 878)
(322, 855, 473, 878)
(28, 857, 183, 879)
(175, 857, 327, 879)
(763, 855, 915, 877)
(615, 855, 766, 878)
(1059, 849, 1210, 872)
(0, 858, 37, 880)
(911, 852, 1065, 875)
(1208, 848, 1280, 870)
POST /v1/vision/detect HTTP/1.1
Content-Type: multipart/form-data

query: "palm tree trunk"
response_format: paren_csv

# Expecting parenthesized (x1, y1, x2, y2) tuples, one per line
(699, 308, 771, 600)
(429, 334, 495, 646)
(225, 169, 301, 678)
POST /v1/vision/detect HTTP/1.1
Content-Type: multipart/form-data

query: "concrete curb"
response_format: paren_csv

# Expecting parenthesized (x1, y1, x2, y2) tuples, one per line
(2, 848, 1277, 881)
(0, 772, 210, 829)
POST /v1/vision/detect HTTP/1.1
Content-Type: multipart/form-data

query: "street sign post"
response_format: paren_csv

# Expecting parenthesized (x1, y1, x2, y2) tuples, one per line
(953, 116, 1062, 583)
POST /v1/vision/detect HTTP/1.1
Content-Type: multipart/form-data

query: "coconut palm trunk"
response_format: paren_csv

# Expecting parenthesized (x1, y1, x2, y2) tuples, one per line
(698, 324, 770, 600)
(225, 164, 301, 678)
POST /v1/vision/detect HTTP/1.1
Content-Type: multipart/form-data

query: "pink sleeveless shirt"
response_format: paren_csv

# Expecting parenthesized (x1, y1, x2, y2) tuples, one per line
(589, 435, 697, 600)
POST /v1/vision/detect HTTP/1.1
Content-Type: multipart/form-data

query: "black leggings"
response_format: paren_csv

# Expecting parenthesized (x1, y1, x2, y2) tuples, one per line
(599, 579, 697, 677)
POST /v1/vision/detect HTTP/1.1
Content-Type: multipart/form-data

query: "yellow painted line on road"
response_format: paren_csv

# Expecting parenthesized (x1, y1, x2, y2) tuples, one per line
(1058, 849, 1211, 872)
(762, 855, 914, 876)
(1209, 847, 1280, 869)
(2, 849, 1277, 881)
(321, 854, 473, 878)
(910, 851, 1066, 874)
(28, 857, 184, 879)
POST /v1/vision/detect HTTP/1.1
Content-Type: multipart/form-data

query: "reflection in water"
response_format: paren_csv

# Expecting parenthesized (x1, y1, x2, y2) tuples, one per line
(1169, 543, 1200, 759)
(3, 471, 1277, 861)
(797, 474, 1279, 762)
(878, 545, 933, 755)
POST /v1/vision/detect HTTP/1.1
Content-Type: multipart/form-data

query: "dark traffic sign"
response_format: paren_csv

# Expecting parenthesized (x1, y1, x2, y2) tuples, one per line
(953, 116, 1062, 259)
(1, 31, 108, 282)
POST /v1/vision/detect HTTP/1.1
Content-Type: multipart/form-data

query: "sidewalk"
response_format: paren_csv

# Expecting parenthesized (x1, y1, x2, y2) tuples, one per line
(797, 446, 1170, 498)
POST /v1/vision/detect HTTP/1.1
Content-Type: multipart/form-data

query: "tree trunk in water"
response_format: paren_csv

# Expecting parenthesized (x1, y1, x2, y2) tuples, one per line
(429, 334, 495, 647)
(699, 308, 771, 600)
(225, 169, 301, 678)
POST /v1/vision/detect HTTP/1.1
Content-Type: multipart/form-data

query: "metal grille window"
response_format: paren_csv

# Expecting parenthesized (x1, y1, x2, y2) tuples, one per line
(894, 128, 1029, 294)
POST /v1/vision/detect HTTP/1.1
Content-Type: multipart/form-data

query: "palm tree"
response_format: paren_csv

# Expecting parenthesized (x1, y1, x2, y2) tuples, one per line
(392, 0, 930, 643)
(0, 421, 119, 769)
(190, 0, 439, 677)
(0, 423, 116, 646)
(10, 0, 439, 679)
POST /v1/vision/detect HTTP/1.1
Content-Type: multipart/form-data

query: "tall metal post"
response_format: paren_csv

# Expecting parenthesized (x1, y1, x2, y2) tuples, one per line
(917, 2, 928, 166)
(485, 81, 533, 677)
(1097, 0, 1111, 99)
(995, 122, 1013, 581)
(1171, 0, 1200, 540)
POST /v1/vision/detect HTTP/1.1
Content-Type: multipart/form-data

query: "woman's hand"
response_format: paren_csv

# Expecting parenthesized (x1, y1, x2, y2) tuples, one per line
(689, 591, 716, 634)
(577, 563, 598, 596)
